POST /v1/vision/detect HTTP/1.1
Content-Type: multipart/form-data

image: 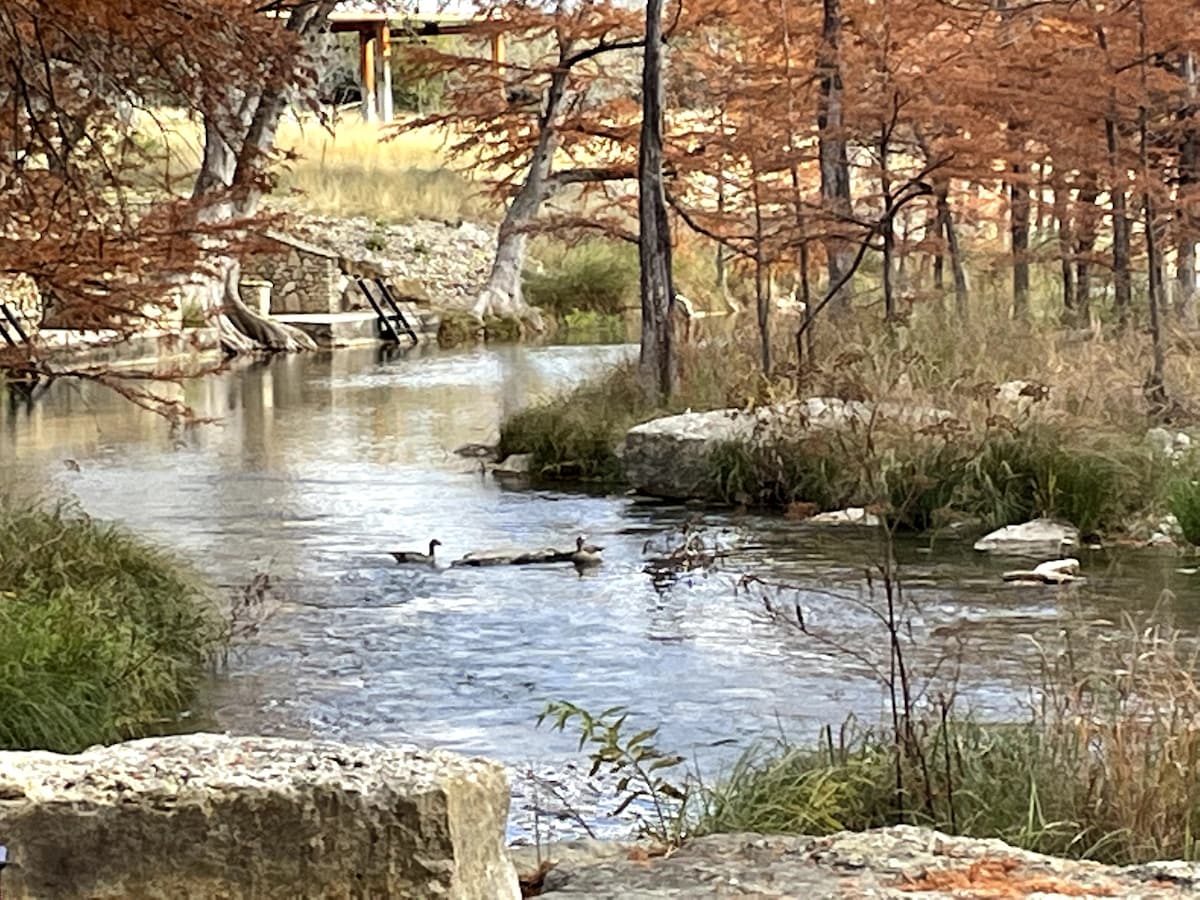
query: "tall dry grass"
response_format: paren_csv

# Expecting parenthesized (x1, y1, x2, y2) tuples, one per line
(274, 118, 493, 223)
(131, 110, 494, 223)
(699, 600, 1200, 865)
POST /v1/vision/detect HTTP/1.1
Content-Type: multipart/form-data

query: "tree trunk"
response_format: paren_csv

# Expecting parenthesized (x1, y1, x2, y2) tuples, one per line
(1009, 166, 1031, 317)
(1179, 240, 1197, 327)
(473, 144, 554, 330)
(473, 70, 571, 332)
(1176, 52, 1199, 327)
(1098, 26, 1132, 326)
(190, 2, 336, 354)
(753, 177, 770, 373)
(1053, 175, 1075, 318)
(1138, 0, 1167, 412)
(880, 124, 896, 321)
(790, 165, 814, 370)
(941, 188, 969, 318)
(1073, 177, 1100, 324)
(932, 201, 945, 293)
(193, 93, 255, 202)
(1145, 180, 1167, 411)
(818, 0, 853, 314)
(638, 0, 676, 400)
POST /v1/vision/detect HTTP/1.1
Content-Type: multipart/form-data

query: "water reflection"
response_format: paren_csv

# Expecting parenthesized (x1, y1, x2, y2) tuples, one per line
(1, 343, 1196, 784)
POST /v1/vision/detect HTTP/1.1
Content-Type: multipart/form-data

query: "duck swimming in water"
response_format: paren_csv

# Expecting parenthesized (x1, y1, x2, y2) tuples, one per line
(391, 539, 441, 565)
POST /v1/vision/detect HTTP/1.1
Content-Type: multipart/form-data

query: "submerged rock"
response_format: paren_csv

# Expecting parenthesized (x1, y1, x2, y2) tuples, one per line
(0, 733, 519, 900)
(455, 442, 499, 460)
(493, 453, 533, 477)
(1001, 557, 1082, 584)
(973, 518, 1079, 555)
(808, 507, 881, 527)
(536, 826, 1200, 898)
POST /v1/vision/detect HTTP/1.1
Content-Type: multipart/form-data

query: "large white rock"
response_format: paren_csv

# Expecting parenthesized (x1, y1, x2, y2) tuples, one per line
(622, 399, 952, 500)
(0, 733, 519, 900)
(973, 518, 1080, 555)
(621, 408, 760, 499)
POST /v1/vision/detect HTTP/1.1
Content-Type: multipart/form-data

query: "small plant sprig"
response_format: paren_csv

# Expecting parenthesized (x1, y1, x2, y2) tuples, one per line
(537, 700, 691, 846)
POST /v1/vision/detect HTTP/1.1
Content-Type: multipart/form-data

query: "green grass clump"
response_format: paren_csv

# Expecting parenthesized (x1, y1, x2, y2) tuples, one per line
(437, 309, 483, 347)
(0, 498, 222, 751)
(702, 422, 1158, 534)
(1168, 474, 1200, 546)
(482, 314, 522, 342)
(963, 425, 1161, 536)
(708, 436, 853, 509)
(498, 344, 752, 480)
(499, 361, 653, 479)
(524, 240, 638, 319)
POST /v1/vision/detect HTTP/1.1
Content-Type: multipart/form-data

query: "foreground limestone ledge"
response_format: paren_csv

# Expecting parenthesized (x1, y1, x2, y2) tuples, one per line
(0, 733, 519, 900)
(532, 827, 1200, 898)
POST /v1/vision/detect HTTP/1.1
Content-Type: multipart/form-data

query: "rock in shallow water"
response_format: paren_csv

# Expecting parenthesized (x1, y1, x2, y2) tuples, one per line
(622, 399, 952, 501)
(0, 733, 519, 900)
(808, 507, 881, 527)
(973, 518, 1079, 556)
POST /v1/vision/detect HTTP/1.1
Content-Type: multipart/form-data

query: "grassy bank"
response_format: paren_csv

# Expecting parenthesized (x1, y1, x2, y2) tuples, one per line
(499, 301, 1196, 539)
(693, 603, 1200, 866)
(0, 499, 223, 751)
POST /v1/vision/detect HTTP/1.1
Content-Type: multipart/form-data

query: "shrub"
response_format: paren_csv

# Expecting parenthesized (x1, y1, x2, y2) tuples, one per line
(437, 309, 482, 347)
(0, 498, 223, 751)
(1168, 473, 1200, 545)
(524, 240, 638, 318)
(499, 361, 650, 479)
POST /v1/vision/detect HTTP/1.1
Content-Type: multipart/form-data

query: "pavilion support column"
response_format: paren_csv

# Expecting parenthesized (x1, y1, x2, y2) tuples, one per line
(378, 23, 393, 123)
(491, 31, 507, 103)
(359, 28, 378, 122)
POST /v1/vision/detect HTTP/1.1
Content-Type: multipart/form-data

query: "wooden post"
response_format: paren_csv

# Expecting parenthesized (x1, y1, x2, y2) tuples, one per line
(359, 28, 377, 122)
(379, 23, 393, 123)
(491, 31, 507, 103)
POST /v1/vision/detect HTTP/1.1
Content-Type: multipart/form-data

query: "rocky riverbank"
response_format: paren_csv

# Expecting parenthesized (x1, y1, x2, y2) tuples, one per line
(5, 733, 1200, 898)
(518, 828, 1200, 898)
(290, 214, 495, 310)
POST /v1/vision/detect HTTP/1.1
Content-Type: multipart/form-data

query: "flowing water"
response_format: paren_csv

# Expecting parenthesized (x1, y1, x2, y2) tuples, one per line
(2, 343, 1198, 842)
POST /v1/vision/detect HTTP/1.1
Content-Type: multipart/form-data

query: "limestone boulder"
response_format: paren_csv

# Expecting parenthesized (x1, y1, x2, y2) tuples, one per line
(621, 398, 952, 500)
(536, 827, 1200, 898)
(622, 408, 760, 499)
(0, 733, 519, 900)
(973, 518, 1080, 555)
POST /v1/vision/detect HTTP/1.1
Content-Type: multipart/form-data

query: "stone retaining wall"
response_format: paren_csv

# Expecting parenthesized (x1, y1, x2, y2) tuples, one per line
(243, 232, 346, 315)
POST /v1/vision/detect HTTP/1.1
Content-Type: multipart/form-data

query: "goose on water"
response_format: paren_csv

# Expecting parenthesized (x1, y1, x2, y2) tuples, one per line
(391, 539, 441, 565)
(571, 535, 604, 567)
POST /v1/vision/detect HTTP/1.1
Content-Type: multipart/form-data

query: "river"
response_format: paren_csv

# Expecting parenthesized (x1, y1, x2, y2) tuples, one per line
(2, 343, 1195, 842)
